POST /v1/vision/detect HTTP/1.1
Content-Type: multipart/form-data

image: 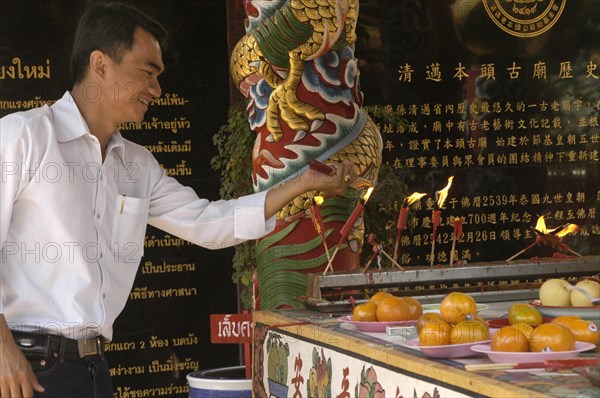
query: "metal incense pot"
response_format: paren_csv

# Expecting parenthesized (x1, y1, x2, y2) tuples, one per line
(298, 256, 600, 312)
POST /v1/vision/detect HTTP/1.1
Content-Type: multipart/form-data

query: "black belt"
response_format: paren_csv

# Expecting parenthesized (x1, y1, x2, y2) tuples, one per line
(11, 330, 106, 359)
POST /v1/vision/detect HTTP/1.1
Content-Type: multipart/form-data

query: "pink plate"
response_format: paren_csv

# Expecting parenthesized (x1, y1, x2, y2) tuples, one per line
(338, 315, 416, 333)
(471, 341, 596, 363)
(403, 338, 490, 359)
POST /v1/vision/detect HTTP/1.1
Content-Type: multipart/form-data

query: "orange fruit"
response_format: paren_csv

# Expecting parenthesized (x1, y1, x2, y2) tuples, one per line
(369, 291, 393, 306)
(450, 320, 490, 344)
(471, 315, 489, 328)
(508, 304, 543, 327)
(439, 292, 477, 324)
(401, 297, 423, 320)
(416, 312, 444, 334)
(352, 301, 378, 322)
(564, 319, 599, 344)
(491, 326, 529, 352)
(509, 323, 535, 340)
(529, 323, 576, 352)
(376, 296, 410, 322)
(419, 320, 451, 346)
(551, 315, 582, 328)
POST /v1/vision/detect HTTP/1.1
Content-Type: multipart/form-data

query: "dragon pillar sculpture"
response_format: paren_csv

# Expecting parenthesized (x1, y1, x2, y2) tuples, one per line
(230, 0, 382, 309)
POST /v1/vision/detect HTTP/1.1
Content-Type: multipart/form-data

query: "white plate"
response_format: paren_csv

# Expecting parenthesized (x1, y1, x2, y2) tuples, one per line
(338, 315, 416, 333)
(529, 300, 600, 321)
(471, 341, 596, 363)
(404, 338, 490, 359)
(422, 303, 489, 314)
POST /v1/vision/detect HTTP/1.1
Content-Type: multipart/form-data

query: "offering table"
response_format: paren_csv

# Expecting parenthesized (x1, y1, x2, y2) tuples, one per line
(252, 301, 599, 398)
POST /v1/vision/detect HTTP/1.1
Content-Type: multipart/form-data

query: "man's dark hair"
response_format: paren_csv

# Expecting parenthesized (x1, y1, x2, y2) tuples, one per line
(70, 2, 167, 85)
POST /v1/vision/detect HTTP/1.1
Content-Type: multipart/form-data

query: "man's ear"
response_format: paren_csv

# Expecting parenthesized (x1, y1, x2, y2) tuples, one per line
(89, 50, 109, 79)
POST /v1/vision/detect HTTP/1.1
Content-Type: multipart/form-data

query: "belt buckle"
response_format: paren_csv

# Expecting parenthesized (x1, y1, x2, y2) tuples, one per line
(77, 336, 104, 358)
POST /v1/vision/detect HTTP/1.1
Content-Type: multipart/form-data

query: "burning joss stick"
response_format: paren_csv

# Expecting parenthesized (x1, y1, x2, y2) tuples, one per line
(308, 159, 334, 175)
(362, 234, 380, 272)
(505, 237, 542, 262)
(309, 159, 371, 188)
(429, 210, 441, 267)
(449, 217, 464, 267)
(393, 192, 426, 262)
(323, 187, 374, 275)
(364, 233, 405, 271)
(552, 224, 583, 257)
(506, 216, 582, 261)
(310, 196, 333, 273)
(430, 176, 454, 267)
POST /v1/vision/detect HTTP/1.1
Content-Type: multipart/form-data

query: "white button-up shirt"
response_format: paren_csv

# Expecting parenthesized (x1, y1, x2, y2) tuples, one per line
(0, 91, 274, 340)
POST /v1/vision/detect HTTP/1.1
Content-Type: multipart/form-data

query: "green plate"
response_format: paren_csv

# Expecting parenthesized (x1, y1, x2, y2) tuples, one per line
(530, 299, 600, 321)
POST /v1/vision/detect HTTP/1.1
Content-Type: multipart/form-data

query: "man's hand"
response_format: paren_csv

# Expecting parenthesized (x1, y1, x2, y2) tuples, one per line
(303, 160, 357, 196)
(1, 316, 45, 397)
(264, 160, 357, 219)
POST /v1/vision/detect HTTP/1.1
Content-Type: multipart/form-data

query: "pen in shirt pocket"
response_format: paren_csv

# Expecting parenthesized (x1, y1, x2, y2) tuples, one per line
(120, 195, 126, 214)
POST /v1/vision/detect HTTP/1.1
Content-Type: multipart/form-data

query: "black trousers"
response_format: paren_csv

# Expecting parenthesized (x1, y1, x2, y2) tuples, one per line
(27, 354, 113, 398)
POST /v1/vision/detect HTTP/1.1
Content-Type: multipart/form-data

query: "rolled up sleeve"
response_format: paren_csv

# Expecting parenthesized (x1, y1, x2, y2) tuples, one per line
(147, 158, 276, 248)
(234, 190, 275, 240)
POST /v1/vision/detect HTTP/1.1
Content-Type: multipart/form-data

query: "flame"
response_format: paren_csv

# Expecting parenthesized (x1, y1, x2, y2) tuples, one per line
(534, 216, 561, 234)
(363, 187, 374, 203)
(534, 216, 549, 233)
(534, 216, 580, 237)
(436, 176, 454, 208)
(406, 192, 427, 206)
(313, 196, 324, 205)
(556, 223, 581, 237)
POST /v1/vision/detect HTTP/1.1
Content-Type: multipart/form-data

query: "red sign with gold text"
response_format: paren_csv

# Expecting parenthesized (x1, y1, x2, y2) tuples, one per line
(210, 313, 253, 344)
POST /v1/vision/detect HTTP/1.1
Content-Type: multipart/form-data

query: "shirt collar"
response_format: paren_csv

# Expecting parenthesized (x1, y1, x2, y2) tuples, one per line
(53, 91, 89, 143)
(106, 131, 127, 168)
(53, 91, 127, 166)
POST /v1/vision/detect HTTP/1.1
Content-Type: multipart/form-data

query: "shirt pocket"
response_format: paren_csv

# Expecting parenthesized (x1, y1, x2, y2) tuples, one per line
(111, 195, 148, 264)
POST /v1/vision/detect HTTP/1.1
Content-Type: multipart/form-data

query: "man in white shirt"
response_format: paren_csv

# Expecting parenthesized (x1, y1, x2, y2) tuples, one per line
(0, 3, 355, 397)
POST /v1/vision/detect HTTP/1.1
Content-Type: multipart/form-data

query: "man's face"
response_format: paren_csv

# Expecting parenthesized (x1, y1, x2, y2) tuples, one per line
(104, 27, 164, 125)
